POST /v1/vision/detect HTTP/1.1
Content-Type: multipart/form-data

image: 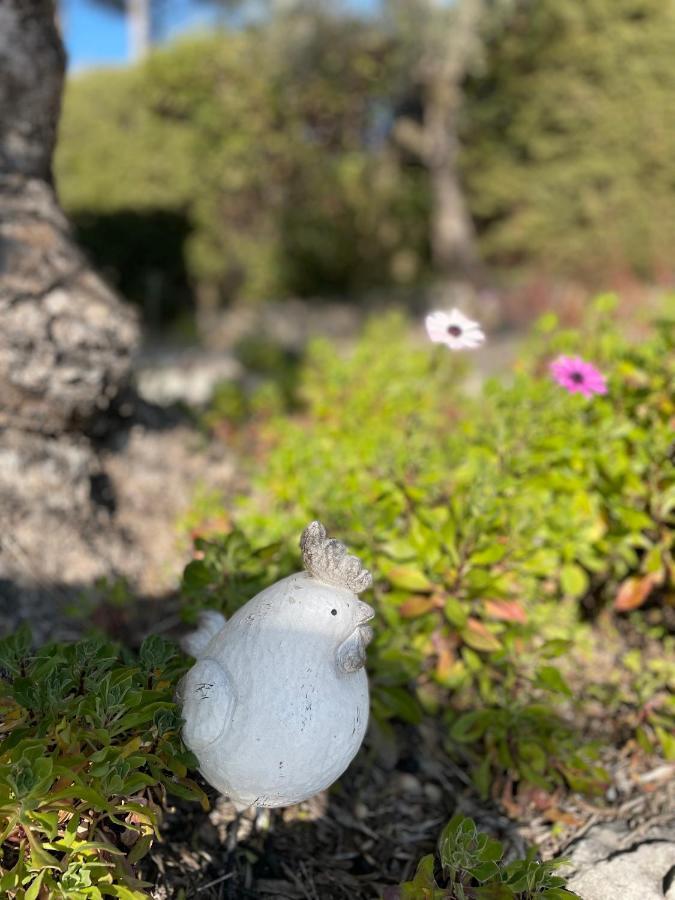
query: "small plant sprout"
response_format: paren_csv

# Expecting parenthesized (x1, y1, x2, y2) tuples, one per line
(550, 355, 608, 398)
(425, 308, 486, 350)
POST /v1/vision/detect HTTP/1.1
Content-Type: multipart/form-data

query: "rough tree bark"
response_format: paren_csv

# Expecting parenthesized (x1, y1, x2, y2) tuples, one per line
(0, 0, 140, 640)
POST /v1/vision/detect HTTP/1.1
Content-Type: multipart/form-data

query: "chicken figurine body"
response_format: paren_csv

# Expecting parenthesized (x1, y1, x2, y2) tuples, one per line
(179, 522, 374, 809)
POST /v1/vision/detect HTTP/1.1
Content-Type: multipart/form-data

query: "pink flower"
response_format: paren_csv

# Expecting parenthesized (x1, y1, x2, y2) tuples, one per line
(550, 355, 608, 398)
(425, 309, 485, 350)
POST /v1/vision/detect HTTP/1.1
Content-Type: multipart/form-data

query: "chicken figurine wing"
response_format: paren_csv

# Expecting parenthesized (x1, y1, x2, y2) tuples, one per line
(178, 521, 374, 809)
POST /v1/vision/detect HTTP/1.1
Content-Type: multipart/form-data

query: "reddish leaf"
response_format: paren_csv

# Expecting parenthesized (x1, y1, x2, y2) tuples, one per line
(615, 574, 659, 612)
(431, 631, 457, 679)
(484, 599, 527, 624)
(462, 618, 502, 652)
(399, 595, 436, 618)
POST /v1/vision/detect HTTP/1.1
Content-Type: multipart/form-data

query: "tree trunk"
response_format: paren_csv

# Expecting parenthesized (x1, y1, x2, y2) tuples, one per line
(425, 99, 480, 280)
(0, 0, 140, 641)
(393, 0, 486, 285)
(127, 0, 152, 60)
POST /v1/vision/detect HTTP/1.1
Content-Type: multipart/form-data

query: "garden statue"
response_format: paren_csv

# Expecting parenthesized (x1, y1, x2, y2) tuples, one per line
(179, 521, 375, 809)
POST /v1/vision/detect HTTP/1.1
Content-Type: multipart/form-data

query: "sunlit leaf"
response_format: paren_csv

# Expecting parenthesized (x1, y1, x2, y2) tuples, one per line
(461, 619, 502, 653)
(484, 599, 527, 624)
(614, 574, 659, 612)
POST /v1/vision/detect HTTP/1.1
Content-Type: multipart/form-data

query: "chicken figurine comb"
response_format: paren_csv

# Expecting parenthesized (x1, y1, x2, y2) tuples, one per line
(178, 522, 374, 810)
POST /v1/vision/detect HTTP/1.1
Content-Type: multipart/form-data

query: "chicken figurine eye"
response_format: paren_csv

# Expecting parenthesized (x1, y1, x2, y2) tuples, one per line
(177, 521, 375, 810)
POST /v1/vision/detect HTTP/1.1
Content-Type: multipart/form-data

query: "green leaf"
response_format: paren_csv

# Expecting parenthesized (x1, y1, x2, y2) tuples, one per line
(24, 828, 61, 869)
(655, 726, 675, 760)
(139, 634, 176, 671)
(386, 565, 433, 593)
(111, 701, 175, 734)
(444, 596, 468, 627)
(450, 711, 493, 743)
(400, 854, 438, 896)
(592, 293, 619, 314)
(475, 885, 515, 899)
(125, 833, 155, 865)
(471, 545, 506, 566)
(48, 785, 111, 811)
(560, 564, 589, 598)
(24, 869, 47, 900)
(471, 860, 501, 882)
(461, 619, 502, 653)
(182, 560, 214, 590)
(165, 778, 210, 811)
(536, 666, 573, 697)
(378, 686, 422, 725)
(540, 639, 570, 659)
(105, 886, 152, 899)
(473, 754, 492, 800)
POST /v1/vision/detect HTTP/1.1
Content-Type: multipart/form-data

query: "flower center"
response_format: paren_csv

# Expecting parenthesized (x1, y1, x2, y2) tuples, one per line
(570, 371, 585, 384)
(447, 325, 463, 337)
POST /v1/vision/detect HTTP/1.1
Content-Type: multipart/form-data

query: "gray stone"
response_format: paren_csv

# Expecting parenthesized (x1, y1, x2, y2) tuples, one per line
(135, 348, 242, 407)
(564, 822, 675, 900)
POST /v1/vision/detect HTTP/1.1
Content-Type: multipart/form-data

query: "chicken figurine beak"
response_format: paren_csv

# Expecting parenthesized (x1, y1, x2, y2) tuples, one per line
(178, 521, 375, 809)
(336, 600, 375, 674)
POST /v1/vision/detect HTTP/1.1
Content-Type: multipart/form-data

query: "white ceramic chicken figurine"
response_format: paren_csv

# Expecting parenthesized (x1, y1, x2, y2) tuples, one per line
(178, 521, 375, 810)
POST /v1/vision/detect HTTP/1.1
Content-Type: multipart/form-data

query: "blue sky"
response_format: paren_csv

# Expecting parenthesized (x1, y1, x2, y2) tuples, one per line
(62, 0, 218, 69)
(62, 0, 378, 70)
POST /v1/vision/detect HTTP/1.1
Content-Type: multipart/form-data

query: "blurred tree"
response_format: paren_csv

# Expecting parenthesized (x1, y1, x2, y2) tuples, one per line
(461, 0, 675, 281)
(266, 7, 429, 295)
(0, 0, 138, 608)
(56, 12, 429, 316)
(386, 0, 508, 282)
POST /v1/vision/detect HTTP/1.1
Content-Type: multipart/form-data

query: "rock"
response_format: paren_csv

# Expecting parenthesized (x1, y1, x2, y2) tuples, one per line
(564, 822, 675, 900)
(568, 840, 675, 900)
(135, 347, 242, 407)
(202, 298, 365, 354)
(395, 773, 422, 795)
(101, 412, 235, 595)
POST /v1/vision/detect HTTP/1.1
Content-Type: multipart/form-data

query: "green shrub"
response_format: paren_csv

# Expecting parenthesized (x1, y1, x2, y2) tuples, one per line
(0, 628, 201, 898)
(185, 298, 674, 794)
(389, 814, 578, 899)
(56, 22, 428, 312)
(462, 0, 675, 280)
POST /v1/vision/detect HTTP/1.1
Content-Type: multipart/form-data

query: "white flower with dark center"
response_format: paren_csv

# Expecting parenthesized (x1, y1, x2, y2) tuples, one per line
(425, 308, 485, 350)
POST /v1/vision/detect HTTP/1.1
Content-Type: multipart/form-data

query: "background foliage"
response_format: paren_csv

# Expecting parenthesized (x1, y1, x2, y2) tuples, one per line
(57, 16, 428, 317)
(462, 0, 675, 280)
(56, 1, 675, 319)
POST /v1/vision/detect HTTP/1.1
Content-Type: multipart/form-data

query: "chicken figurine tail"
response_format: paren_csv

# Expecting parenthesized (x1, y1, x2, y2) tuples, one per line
(178, 521, 375, 809)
